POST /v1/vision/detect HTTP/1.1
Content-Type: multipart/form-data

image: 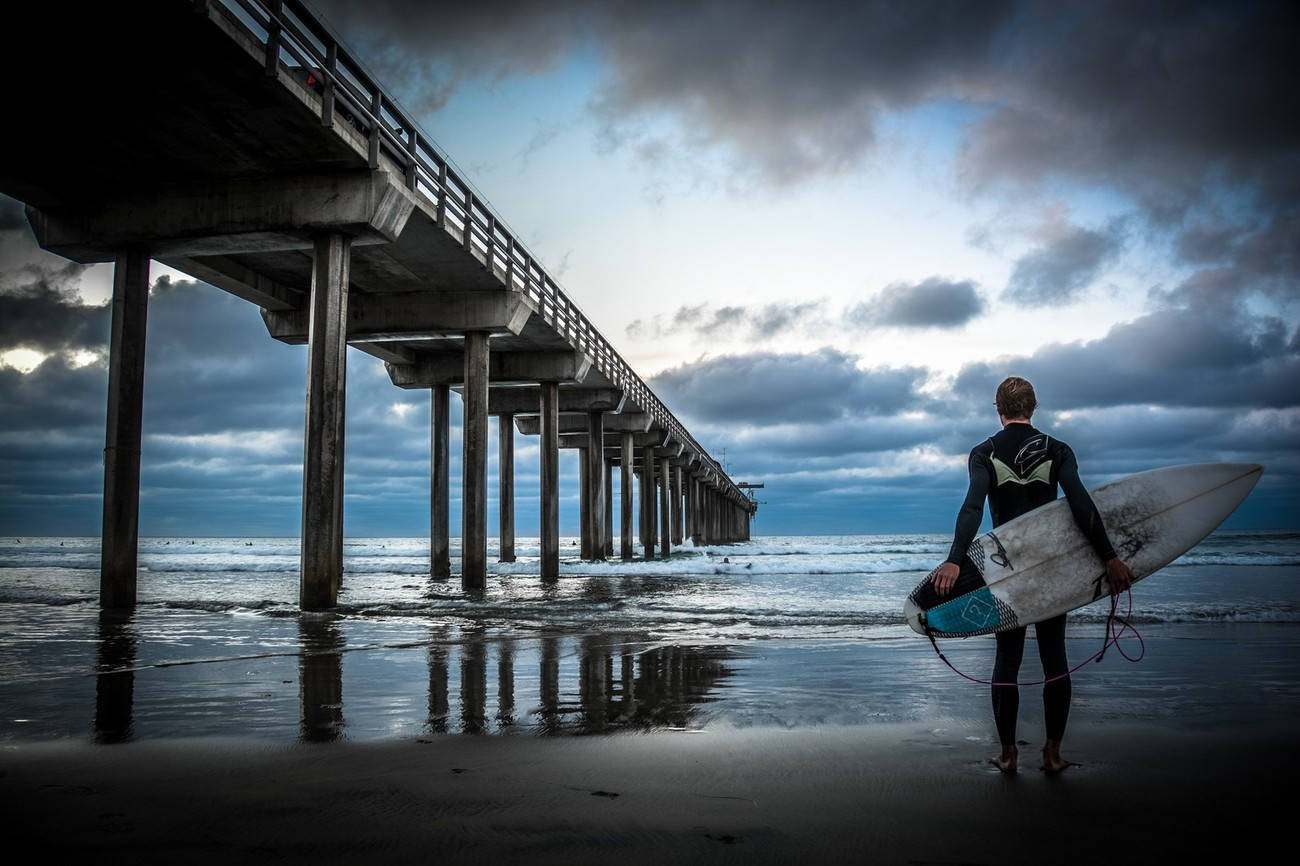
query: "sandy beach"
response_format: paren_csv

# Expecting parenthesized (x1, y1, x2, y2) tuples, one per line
(3, 719, 1289, 864)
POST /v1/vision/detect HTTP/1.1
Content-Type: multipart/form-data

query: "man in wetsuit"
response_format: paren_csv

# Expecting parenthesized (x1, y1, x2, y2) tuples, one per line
(931, 376, 1133, 773)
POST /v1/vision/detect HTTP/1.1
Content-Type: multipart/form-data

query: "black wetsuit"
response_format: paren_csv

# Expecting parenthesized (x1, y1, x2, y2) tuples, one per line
(945, 422, 1116, 747)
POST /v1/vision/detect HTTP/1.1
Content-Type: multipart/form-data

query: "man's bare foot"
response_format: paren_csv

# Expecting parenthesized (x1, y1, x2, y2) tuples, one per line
(989, 745, 1018, 773)
(1041, 740, 1070, 773)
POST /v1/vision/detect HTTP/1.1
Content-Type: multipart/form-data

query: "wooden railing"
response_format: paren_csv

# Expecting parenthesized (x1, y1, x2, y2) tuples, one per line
(204, 0, 749, 507)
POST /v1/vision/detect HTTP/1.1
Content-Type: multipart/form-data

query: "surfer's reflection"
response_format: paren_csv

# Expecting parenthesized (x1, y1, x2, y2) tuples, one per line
(298, 616, 344, 742)
(94, 610, 138, 744)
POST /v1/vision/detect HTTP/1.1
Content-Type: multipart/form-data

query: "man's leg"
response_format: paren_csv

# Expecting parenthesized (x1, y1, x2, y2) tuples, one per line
(991, 626, 1026, 771)
(1035, 613, 1071, 772)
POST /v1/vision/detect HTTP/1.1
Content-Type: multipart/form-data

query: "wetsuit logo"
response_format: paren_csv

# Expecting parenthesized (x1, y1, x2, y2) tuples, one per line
(991, 435, 1053, 487)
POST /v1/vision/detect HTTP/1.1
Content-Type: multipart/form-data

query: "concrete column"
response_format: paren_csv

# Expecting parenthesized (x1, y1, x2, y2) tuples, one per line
(587, 411, 605, 560)
(604, 457, 614, 558)
(620, 433, 634, 560)
(659, 457, 671, 558)
(671, 465, 683, 546)
(498, 412, 515, 563)
(539, 382, 559, 582)
(461, 331, 489, 590)
(430, 384, 450, 579)
(100, 249, 150, 609)
(300, 233, 350, 611)
(642, 446, 656, 559)
(578, 448, 591, 559)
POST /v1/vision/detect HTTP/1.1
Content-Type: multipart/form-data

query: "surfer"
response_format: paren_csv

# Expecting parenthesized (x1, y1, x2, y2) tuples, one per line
(931, 376, 1133, 773)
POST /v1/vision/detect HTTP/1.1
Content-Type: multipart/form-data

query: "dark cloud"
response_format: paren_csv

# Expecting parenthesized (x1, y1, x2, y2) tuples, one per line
(849, 277, 984, 329)
(649, 348, 927, 424)
(953, 306, 1300, 411)
(314, 1, 1298, 221)
(1002, 221, 1125, 307)
(0, 261, 103, 352)
(960, 1, 1300, 223)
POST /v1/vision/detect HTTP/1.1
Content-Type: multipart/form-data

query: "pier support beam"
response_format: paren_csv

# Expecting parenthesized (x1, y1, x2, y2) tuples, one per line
(100, 249, 150, 609)
(498, 412, 515, 563)
(300, 233, 350, 611)
(586, 411, 605, 561)
(604, 457, 614, 558)
(461, 332, 489, 590)
(671, 465, 683, 546)
(430, 384, 450, 579)
(539, 382, 559, 582)
(642, 445, 656, 559)
(579, 449, 591, 559)
(659, 457, 671, 559)
(620, 433, 634, 560)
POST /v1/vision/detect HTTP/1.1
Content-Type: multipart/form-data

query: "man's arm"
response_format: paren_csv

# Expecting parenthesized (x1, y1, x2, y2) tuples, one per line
(946, 450, 989, 565)
(1057, 447, 1116, 562)
(932, 449, 989, 596)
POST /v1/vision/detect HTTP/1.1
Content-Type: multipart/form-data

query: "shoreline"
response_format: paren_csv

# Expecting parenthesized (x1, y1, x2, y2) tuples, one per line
(2, 720, 1288, 863)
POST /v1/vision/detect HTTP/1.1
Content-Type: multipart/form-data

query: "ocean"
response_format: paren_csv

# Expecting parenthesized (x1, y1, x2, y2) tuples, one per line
(2, 531, 1298, 743)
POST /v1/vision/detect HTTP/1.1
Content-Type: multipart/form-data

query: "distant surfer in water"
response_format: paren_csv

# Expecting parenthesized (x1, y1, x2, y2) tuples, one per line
(931, 376, 1133, 773)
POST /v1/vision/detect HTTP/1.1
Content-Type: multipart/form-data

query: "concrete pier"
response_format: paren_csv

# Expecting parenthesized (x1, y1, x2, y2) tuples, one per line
(100, 250, 151, 609)
(300, 233, 350, 611)
(461, 332, 490, 590)
(621, 432, 634, 560)
(497, 412, 516, 563)
(430, 384, 450, 579)
(2, 0, 757, 605)
(539, 382, 560, 582)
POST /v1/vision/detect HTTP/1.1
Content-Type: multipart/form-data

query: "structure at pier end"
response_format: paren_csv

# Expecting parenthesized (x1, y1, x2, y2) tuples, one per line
(0, 0, 757, 609)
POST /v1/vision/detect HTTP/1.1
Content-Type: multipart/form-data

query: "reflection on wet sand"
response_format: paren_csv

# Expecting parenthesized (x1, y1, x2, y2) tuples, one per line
(86, 617, 734, 742)
(298, 617, 344, 742)
(94, 610, 137, 744)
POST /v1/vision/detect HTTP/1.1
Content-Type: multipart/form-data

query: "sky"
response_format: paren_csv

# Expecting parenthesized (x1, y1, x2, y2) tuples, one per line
(2, 0, 1297, 537)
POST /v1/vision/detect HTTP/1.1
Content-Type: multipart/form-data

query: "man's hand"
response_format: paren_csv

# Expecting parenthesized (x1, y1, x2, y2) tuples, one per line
(1105, 557, 1134, 594)
(931, 561, 961, 597)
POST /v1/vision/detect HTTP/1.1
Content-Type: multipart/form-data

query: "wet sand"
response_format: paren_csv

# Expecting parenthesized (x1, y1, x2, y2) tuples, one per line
(2, 720, 1288, 864)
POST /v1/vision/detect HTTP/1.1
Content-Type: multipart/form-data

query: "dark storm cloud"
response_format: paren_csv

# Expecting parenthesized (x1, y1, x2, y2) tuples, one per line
(848, 278, 985, 329)
(953, 306, 1300, 411)
(649, 348, 926, 424)
(959, 1, 1300, 223)
(0, 261, 104, 351)
(314, 1, 1297, 216)
(1002, 221, 1125, 307)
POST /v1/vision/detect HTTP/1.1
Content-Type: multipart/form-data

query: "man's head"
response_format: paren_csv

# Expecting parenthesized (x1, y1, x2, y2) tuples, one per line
(995, 376, 1036, 422)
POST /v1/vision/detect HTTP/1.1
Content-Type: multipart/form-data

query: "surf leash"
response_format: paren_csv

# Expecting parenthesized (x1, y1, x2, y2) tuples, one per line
(923, 587, 1145, 687)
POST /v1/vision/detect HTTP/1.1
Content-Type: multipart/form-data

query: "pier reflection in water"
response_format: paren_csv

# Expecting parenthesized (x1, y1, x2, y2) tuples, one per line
(94, 610, 138, 744)
(81, 618, 736, 742)
(298, 617, 345, 742)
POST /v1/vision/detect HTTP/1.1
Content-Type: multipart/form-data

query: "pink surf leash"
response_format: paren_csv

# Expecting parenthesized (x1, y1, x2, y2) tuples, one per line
(924, 587, 1145, 687)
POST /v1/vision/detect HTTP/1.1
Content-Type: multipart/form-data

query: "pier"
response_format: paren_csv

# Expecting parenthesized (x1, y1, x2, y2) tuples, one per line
(0, 0, 755, 609)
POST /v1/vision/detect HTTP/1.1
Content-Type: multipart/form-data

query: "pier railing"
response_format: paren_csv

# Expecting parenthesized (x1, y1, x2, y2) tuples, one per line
(207, 0, 747, 506)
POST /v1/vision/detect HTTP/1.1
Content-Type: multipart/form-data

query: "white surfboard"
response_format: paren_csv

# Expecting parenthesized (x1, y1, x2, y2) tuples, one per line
(904, 463, 1263, 637)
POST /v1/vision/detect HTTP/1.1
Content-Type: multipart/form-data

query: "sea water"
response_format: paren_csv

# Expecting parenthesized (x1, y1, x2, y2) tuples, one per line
(1, 531, 1297, 742)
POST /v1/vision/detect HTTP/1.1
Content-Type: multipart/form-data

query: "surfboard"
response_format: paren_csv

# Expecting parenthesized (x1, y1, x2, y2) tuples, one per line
(904, 463, 1263, 637)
